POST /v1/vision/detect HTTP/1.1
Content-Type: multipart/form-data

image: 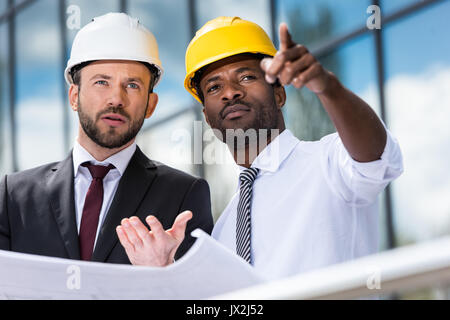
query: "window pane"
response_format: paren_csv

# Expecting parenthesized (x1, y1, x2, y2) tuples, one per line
(381, 0, 423, 15)
(128, 0, 193, 128)
(196, 0, 272, 37)
(0, 1, 7, 14)
(15, 0, 64, 170)
(277, 0, 371, 48)
(383, 0, 450, 244)
(66, 0, 121, 28)
(136, 110, 197, 177)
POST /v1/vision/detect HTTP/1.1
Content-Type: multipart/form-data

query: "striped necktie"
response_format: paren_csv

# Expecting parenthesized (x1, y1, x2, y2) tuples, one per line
(236, 167, 259, 264)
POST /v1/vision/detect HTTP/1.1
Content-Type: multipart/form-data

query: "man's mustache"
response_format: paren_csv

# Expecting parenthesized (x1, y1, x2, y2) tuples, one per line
(95, 107, 131, 122)
(219, 99, 252, 119)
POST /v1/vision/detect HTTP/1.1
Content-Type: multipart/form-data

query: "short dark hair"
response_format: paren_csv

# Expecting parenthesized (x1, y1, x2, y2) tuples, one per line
(70, 61, 159, 93)
(190, 53, 280, 104)
(71, 61, 93, 88)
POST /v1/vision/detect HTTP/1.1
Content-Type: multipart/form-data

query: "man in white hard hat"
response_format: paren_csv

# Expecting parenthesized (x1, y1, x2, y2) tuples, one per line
(0, 13, 213, 264)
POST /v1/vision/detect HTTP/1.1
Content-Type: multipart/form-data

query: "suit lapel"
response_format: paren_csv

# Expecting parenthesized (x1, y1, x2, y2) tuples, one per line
(46, 153, 80, 260)
(92, 147, 157, 262)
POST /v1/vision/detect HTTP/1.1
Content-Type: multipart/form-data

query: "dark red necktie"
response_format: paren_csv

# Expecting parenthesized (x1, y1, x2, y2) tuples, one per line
(79, 162, 115, 261)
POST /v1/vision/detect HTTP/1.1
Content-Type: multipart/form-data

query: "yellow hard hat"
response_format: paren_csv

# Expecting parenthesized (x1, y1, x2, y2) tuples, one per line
(184, 16, 277, 103)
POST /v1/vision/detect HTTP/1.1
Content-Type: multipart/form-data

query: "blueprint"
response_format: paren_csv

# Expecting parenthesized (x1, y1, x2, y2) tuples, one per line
(0, 229, 263, 299)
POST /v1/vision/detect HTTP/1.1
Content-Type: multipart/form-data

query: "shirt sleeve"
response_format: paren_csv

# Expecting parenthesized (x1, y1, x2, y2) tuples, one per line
(320, 128, 404, 207)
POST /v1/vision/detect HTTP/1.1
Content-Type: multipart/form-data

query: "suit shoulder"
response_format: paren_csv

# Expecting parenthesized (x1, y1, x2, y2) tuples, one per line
(4, 161, 60, 186)
(153, 160, 202, 184)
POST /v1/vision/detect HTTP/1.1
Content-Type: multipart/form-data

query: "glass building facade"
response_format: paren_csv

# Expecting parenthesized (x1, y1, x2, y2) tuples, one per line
(1, 0, 449, 297)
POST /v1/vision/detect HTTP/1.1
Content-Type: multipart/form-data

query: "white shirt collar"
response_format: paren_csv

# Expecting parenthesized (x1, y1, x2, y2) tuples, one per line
(238, 129, 299, 174)
(72, 139, 137, 177)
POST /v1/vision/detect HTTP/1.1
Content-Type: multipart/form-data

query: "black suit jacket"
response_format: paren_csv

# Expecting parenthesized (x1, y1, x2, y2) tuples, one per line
(0, 147, 213, 263)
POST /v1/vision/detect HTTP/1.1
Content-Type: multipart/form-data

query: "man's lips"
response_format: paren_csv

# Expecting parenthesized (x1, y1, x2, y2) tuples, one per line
(101, 113, 127, 127)
(222, 104, 251, 120)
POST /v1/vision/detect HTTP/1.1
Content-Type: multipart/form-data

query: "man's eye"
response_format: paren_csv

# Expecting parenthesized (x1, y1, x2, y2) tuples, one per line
(95, 80, 108, 86)
(207, 84, 220, 93)
(241, 75, 256, 81)
(128, 83, 139, 89)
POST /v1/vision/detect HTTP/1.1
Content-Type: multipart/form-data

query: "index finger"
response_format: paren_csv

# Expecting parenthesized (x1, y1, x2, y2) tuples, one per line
(279, 22, 295, 51)
(116, 226, 135, 252)
(129, 216, 152, 242)
(145, 215, 166, 239)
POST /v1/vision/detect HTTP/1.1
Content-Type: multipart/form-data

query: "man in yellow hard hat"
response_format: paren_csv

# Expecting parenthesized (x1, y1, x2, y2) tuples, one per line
(117, 17, 403, 279)
(0, 13, 213, 264)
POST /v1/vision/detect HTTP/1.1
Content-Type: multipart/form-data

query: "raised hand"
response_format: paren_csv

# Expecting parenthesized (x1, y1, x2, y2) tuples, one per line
(260, 23, 332, 94)
(116, 210, 193, 266)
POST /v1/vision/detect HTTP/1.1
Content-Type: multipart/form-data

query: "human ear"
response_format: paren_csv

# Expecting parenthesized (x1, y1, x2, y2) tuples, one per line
(274, 85, 286, 109)
(202, 107, 211, 125)
(145, 93, 159, 119)
(68, 84, 79, 111)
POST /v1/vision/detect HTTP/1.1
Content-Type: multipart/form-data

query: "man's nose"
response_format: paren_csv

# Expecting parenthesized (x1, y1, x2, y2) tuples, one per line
(221, 82, 244, 102)
(107, 84, 127, 107)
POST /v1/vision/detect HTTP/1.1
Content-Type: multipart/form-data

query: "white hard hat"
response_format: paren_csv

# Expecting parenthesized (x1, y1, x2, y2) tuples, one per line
(64, 12, 163, 87)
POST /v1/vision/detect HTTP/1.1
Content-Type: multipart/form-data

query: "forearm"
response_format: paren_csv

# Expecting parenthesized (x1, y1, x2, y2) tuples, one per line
(317, 72, 387, 162)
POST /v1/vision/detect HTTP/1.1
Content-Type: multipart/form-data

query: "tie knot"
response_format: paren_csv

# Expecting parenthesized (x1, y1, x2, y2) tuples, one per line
(82, 162, 115, 179)
(240, 167, 259, 184)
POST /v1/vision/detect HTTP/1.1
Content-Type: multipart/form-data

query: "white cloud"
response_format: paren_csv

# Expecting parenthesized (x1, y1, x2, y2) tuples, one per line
(15, 3, 61, 65)
(16, 97, 67, 170)
(19, 26, 60, 63)
(361, 65, 450, 242)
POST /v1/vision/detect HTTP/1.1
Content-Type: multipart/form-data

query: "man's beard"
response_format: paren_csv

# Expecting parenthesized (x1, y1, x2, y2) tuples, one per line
(208, 98, 280, 146)
(77, 101, 147, 149)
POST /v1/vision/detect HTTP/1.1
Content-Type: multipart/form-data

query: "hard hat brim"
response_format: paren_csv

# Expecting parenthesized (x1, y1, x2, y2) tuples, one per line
(64, 57, 164, 87)
(184, 17, 277, 104)
(184, 48, 276, 104)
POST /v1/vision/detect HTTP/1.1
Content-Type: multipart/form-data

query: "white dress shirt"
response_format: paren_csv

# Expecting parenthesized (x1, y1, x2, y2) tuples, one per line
(72, 140, 136, 247)
(212, 129, 403, 281)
